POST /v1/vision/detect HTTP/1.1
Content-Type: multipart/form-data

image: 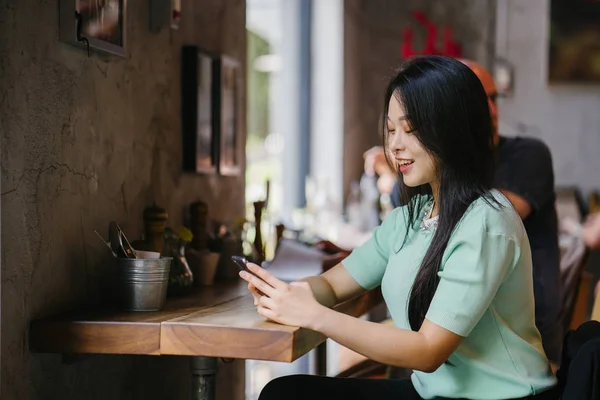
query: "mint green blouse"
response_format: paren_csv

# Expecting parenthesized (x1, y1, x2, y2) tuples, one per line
(342, 190, 557, 399)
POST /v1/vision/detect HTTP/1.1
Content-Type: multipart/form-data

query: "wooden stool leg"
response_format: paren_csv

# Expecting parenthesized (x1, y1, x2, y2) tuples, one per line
(191, 357, 218, 400)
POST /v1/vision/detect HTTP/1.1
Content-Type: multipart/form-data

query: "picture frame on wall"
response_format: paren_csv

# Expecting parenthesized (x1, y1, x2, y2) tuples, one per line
(215, 55, 242, 176)
(549, 0, 600, 83)
(181, 46, 218, 174)
(60, 0, 127, 57)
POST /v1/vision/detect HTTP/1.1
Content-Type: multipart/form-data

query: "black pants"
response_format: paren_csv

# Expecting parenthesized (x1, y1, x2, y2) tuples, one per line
(257, 375, 559, 400)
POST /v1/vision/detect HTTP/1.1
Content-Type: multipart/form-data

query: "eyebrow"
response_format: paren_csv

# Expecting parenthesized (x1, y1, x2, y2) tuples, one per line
(386, 116, 409, 123)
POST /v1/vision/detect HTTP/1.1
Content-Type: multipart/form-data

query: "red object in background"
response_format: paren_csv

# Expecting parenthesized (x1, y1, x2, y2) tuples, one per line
(400, 10, 462, 59)
(413, 10, 438, 55)
(442, 26, 462, 58)
(400, 28, 414, 59)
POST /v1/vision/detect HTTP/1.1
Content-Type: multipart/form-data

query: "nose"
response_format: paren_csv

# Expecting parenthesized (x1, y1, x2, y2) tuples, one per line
(388, 130, 405, 156)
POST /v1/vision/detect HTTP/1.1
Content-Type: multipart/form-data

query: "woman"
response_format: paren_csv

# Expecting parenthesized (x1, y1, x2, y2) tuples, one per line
(239, 55, 558, 400)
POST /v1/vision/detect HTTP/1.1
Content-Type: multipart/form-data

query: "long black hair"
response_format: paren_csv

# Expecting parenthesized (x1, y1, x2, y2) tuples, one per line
(382, 55, 497, 331)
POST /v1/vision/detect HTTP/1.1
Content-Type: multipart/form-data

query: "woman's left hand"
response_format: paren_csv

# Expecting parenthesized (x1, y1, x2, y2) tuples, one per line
(239, 263, 325, 330)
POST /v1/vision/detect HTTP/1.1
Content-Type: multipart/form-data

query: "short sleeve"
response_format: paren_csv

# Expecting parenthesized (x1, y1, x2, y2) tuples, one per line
(425, 230, 518, 337)
(495, 138, 554, 215)
(342, 208, 403, 290)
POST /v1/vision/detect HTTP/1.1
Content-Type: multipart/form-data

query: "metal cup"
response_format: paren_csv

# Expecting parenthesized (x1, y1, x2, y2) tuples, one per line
(114, 257, 172, 311)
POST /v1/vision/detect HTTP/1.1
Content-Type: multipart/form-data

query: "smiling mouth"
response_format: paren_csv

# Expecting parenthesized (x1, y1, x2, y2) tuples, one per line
(397, 159, 414, 167)
(397, 159, 414, 174)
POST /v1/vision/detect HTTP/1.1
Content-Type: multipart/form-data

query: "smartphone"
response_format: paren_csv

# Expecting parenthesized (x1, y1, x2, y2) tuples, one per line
(232, 256, 266, 298)
(231, 255, 255, 275)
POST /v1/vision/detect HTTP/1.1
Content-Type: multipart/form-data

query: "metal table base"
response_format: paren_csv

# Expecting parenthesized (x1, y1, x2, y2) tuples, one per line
(191, 357, 218, 400)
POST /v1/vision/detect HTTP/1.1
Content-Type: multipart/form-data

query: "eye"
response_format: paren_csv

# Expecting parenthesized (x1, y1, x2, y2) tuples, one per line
(401, 120, 415, 134)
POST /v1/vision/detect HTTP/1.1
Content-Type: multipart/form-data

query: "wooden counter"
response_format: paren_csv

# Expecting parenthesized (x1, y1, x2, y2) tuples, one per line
(30, 280, 382, 363)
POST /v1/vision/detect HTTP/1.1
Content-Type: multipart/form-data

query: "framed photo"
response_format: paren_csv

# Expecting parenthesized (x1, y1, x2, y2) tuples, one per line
(60, 0, 127, 57)
(181, 46, 218, 174)
(549, 0, 600, 83)
(215, 56, 242, 176)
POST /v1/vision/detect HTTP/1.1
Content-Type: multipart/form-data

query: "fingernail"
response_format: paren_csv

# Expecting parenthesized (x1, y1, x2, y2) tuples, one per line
(239, 271, 248, 278)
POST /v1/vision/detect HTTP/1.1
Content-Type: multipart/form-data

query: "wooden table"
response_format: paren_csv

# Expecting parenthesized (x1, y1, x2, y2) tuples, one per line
(30, 280, 382, 400)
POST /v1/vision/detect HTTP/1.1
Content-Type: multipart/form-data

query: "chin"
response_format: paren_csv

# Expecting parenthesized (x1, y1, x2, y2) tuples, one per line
(401, 176, 424, 188)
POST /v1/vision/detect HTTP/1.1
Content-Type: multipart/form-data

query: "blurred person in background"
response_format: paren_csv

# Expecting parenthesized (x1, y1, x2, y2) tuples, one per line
(574, 213, 600, 250)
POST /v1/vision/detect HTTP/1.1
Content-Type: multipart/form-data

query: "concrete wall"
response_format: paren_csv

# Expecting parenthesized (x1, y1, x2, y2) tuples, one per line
(0, 1, 246, 399)
(496, 0, 600, 192)
(343, 0, 496, 197)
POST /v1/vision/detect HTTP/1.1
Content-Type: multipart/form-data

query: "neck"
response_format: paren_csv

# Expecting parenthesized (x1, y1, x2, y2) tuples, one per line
(429, 181, 440, 218)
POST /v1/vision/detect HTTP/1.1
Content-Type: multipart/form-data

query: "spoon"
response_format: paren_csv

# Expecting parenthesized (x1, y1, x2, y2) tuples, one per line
(108, 221, 124, 257)
(108, 221, 137, 259)
(118, 225, 137, 259)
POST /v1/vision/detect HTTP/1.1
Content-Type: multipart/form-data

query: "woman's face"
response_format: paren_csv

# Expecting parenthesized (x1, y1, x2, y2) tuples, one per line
(386, 95, 437, 188)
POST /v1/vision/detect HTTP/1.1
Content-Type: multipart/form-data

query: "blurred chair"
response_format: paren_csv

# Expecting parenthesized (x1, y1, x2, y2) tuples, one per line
(559, 235, 590, 330)
(556, 187, 592, 331)
(556, 186, 588, 221)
